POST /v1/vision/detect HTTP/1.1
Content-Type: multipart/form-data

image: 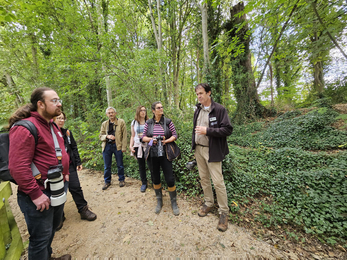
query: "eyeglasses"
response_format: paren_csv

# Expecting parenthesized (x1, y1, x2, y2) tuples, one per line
(56, 117, 65, 121)
(50, 99, 62, 105)
(140, 109, 147, 112)
(156, 106, 163, 110)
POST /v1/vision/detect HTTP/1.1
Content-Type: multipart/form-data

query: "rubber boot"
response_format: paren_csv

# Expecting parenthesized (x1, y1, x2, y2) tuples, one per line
(154, 188, 163, 214)
(169, 190, 180, 216)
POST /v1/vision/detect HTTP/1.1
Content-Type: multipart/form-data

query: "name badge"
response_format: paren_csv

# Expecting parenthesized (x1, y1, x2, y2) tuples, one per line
(210, 117, 217, 122)
(58, 132, 62, 138)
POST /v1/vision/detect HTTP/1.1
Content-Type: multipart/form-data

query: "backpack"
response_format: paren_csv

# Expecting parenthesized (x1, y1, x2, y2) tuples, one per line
(0, 120, 38, 184)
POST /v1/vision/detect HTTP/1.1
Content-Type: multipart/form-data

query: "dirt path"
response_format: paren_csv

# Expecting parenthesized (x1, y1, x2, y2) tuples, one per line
(9, 169, 301, 259)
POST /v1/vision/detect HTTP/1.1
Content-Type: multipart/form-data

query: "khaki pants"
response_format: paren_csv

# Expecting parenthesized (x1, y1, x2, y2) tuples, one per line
(195, 145, 229, 214)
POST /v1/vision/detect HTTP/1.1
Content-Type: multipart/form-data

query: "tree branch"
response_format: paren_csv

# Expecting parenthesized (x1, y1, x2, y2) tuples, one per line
(312, 0, 347, 60)
(256, 0, 300, 89)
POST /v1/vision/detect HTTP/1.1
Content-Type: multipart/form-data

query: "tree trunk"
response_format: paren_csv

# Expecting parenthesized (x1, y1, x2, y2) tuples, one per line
(313, 60, 324, 97)
(200, 3, 209, 76)
(227, 2, 274, 124)
(148, 0, 166, 104)
(269, 63, 274, 107)
(3, 72, 23, 107)
(196, 43, 200, 83)
(206, 1, 223, 103)
(310, 31, 325, 98)
(96, 0, 112, 106)
(30, 34, 39, 82)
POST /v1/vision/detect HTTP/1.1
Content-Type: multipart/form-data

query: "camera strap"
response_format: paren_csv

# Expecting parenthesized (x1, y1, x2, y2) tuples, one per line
(50, 124, 63, 163)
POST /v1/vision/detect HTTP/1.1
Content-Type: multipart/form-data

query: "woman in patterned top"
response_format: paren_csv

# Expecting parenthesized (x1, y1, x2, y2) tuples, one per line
(129, 106, 149, 192)
(142, 101, 180, 216)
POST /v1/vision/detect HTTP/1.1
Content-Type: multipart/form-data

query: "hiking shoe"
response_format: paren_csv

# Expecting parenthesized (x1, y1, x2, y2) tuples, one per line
(198, 204, 212, 217)
(140, 184, 147, 192)
(119, 181, 125, 187)
(217, 212, 229, 232)
(80, 205, 97, 221)
(102, 183, 111, 190)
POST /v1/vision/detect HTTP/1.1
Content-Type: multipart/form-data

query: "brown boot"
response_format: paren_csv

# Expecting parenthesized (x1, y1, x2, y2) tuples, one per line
(80, 205, 97, 221)
(50, 254, 71, 260)
(217, 212, 228, 232)
(198, 204, 212, 217)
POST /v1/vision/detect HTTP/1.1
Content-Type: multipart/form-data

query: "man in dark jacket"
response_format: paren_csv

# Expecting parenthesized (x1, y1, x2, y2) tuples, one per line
(192, 83, 233, 232)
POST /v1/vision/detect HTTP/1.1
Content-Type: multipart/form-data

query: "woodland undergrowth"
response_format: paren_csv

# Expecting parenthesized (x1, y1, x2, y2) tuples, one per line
(70, 104, 347, 249)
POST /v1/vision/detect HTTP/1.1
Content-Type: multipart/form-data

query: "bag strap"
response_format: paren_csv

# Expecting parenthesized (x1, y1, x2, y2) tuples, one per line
(133, 120, 138, 132)
(50, 123, 63, 163)
(163, 117, 173, 137)
(66, 129, 71, 144)
(163, 117, 167, 134)
(13, 120, 38, 145)
(12, 120, 41, 178)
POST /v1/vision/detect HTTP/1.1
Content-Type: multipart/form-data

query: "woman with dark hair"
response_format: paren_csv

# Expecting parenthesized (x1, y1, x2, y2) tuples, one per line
(130, 106, 149, 192)
(142, 101, 180, 216)
(54, 112, 96, 229)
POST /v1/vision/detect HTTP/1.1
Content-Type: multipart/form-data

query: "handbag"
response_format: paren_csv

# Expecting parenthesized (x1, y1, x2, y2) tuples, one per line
(165, 141, 181, 161)
(144, 140, 160, 160)
(144, 144, 151, 160)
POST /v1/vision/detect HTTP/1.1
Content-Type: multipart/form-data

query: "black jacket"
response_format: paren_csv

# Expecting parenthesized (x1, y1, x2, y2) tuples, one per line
(192, 99, 233, 162)
(61, 128, 82, 169)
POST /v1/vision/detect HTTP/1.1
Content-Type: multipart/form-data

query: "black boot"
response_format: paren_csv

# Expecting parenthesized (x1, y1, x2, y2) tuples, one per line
(154, 188, 163, 214)
(169, 190, 180, 216)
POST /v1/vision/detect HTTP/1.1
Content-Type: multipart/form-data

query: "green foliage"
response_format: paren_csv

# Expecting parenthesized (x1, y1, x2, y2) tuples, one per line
(224, 108, 347, 245)
(230, 108, 347, 150)
(325, 78, 347, 104)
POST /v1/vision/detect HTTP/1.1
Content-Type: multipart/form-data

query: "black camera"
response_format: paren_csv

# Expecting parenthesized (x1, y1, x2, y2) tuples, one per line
(107, 137, 114, 144)
(44, 164, 66, 206)
(154, 135, 164, 157)
(186, 160, 197, 170)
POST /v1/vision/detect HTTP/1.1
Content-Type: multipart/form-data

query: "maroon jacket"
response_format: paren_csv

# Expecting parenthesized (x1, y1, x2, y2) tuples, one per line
(8, 111, 69, 201)
(192, 99, 233, 162)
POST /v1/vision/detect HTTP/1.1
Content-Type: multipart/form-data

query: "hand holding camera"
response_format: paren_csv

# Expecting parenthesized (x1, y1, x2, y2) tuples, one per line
(153, 135, 164, 157)
(107, 134, 115, 143)
(186, 160, 197, 170)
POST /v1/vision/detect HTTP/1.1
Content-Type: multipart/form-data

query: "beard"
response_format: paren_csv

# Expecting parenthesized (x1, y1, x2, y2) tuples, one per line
(42, 106, 61, 120)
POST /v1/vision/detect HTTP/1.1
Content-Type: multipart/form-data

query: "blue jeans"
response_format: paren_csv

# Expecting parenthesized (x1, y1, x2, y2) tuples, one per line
(17, 190, 65, 260)
(103, 142, 125, 183)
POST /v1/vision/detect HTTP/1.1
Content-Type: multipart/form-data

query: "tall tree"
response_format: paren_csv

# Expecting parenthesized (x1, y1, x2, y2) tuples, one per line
(226, 2, 272, 123)
(96, 0, 112, 106)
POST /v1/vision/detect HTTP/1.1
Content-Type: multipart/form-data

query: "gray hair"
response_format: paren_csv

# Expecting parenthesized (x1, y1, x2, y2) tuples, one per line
(105, 107, 116, 113)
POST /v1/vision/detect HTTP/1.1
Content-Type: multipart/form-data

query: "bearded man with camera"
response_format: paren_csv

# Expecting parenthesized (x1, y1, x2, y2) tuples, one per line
(99, 107, 127, 190)
(8, 87, 71, 260)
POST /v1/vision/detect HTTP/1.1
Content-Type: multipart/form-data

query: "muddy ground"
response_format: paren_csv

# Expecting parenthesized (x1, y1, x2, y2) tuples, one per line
(7, 169, 344, 259)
